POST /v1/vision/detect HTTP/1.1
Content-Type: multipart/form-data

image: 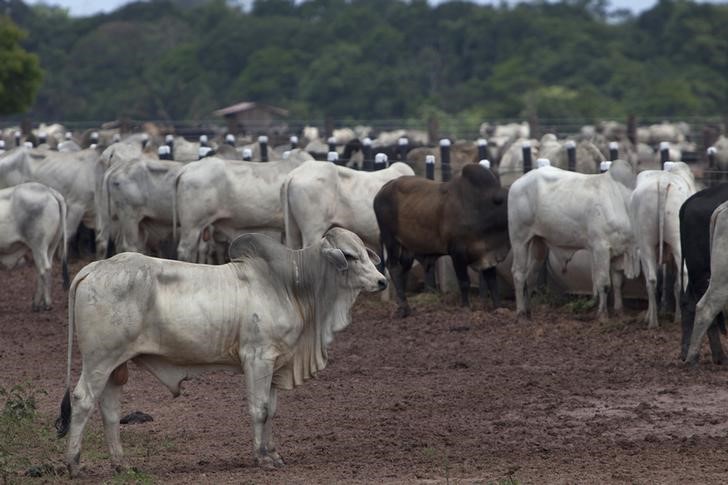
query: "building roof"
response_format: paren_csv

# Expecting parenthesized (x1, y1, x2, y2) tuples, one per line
(213, 102, 289, 118)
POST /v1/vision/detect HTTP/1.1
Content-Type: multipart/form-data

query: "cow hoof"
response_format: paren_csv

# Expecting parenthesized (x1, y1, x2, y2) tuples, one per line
(395, 306, 411, 318)
(112, 463, 128, 475)
(67, 463, 80, 479)
(682, 354, 699, 367)
(711, 355, 726, 365)
(269, 451, 285, 468)
(31, 303, 40, 313)
(256, 455, 278, 470)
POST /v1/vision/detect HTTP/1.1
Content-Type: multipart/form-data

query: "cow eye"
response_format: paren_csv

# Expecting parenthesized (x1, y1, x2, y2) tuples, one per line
(343, 252, 358, 261)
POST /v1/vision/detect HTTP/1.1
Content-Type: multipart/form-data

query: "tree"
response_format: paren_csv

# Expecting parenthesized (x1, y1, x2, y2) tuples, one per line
(0, 16, 42, 115)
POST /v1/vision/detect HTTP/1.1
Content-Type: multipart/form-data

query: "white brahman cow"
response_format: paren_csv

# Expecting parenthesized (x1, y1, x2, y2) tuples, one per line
(282, 161, 414, 250)
(0, 182, 68, 310)
(55, 228, 386, 477)
(629, 161, 697, 328)
(173, 158, 304, 262)
(508, 160, 639, 320)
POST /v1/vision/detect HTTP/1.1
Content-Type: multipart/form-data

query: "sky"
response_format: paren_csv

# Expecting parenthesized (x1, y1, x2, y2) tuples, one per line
(26, 0, 706, 17)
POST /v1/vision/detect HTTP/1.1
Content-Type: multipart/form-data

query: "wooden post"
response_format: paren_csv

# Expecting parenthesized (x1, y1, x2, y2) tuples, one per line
(566, 140, 576, 171)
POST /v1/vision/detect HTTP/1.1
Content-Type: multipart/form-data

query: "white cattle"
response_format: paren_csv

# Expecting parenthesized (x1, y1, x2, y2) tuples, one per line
(509, 160, 639, 320)
(685, 201, 728, 364)
(55, 228, 386, 477)
(95, 139, 151, 257)
(105, 158, 184, 256)
(537, 135, 605, 173)
(0, 182, 68, 310)
(629, 162, 697, 328)
(0, 147, 99, 243)
(497, 138, 540, 186)
(283, 161, 414, 250)
(173, 158, 303, 262)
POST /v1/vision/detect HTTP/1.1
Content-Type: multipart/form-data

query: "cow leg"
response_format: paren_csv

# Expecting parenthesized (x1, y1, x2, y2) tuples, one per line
(243, 354, 279, 468)
(99, 380, 125, 473)
(685, 283, 728, 365)
(177, 230, 202, 263)
(680, 288, 695, 360)
(31, 248, 53, 311)
(511, 242, 530, 319)
(479, 267, 500, 309)
(423, 257, 437, 293)
(389, 249, 413, 318)
(590, 246, 611, 321)
(639, 245, 659, 328)
(611, 268, 625, 316)
(262, 387, 284, 467)
(451, 253, 471, 308)
(66, 369, 113, 478)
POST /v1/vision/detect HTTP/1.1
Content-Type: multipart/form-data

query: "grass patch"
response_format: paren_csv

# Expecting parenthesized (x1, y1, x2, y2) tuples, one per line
(562, 295, 598, 314)
(103, 467, 155, 484)
(0, 382, 64, 482)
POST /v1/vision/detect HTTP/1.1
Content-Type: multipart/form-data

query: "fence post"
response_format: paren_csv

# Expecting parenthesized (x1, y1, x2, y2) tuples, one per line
(141, 133, 148, 149)
(609, 141, 619, 161)
(426, 154, 435, 180)
(14, 130, 21, 147)
(158, 145, 172, 160)
(565, 140, 576, 171)
(600, 161, 611, 173)
(328, 136, 337, 154)
(225, 134, 235, 146)
(660, 141, 670, 164)
(198, 146, 213, 160)
(707, 146, 717, 184)
(479, 159, 490, 169)
(477, 138, 489, 162)
(242, 148, 252, 161)
(522, 141, 532, 173)
(440, 138, 451, 182)
(374, 153, 388, 171)
(258, 135, 269, 162)
(90, 131, 99, 146)
(38, 131, 47, 145)
(289, 135, 298, 150)
(537, 158, 551, 168)
(199, 134, 209, 148)
(165, 134, 174, 154)
(398, 137, 409, 162)
(362, 137, 373, 171)
(327, 151, 339, 164)
(282, 150, 291, 160)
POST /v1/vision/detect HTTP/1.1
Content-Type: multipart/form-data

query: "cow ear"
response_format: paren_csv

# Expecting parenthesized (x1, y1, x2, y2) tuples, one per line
(324, 248, 348, 272)
(366, 248, 381, 265)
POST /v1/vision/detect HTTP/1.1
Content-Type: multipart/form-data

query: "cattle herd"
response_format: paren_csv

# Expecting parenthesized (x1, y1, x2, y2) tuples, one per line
(1, 119, 728, 477)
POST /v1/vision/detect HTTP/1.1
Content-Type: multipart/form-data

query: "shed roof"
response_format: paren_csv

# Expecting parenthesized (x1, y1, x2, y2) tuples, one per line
(213, 101, 289, 117)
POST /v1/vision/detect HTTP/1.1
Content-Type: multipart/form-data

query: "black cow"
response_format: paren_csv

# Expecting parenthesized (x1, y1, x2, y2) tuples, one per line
(374, 164, 510, 317)
(679, 183, 728, 363)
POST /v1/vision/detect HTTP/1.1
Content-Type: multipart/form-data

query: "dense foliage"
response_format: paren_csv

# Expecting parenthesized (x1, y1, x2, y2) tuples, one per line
(0, 15, 42, 116)
(3, 0, 727, 123)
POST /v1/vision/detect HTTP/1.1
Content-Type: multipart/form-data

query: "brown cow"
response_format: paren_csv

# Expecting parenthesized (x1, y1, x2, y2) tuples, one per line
(374, 164, 510, 317)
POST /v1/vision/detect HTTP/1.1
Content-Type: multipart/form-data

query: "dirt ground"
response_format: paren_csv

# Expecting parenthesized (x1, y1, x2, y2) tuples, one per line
(2, 259, 728, 484)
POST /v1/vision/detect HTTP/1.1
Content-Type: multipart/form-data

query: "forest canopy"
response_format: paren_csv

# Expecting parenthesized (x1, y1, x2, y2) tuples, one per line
(3, 0, 727, 123)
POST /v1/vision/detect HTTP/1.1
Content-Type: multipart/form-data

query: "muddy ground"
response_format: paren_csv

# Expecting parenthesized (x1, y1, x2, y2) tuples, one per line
(2, 260, 728, 484)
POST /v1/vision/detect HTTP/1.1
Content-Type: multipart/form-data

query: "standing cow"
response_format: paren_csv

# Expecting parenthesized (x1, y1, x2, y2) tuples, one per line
(374, 164, 510, 317)
(283, 161, 414, 250)
(509, 160, 639, 321)
(0, 182, 68, 310)
(679, 184, 728, 364)
(55, 228, 386, 477)
(629, 162, 697, 328)
(173, 158, 303, 262)
(685, 200, 728, 364)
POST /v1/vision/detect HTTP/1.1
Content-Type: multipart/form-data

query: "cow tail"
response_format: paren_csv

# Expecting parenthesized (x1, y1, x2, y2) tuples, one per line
(657, 178, 667, 265)
(172, 167, 185, 243)
(709, 204, 727, 335)
(59, 193, 69, 290)
(55, 266, 90, 438)
(282, 175, 301, 248)
(103, 166, 115, 258)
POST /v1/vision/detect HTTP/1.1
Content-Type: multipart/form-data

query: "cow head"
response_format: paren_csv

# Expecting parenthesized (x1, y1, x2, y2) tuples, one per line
(322, 227, 387, 293)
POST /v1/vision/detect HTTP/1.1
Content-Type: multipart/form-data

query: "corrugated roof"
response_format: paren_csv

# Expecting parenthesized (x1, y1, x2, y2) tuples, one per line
(213, 102, 289, 117)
